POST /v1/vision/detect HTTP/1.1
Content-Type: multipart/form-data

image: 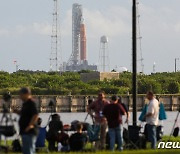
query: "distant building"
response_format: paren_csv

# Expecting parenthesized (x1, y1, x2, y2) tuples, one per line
(80, 72, 119, 82)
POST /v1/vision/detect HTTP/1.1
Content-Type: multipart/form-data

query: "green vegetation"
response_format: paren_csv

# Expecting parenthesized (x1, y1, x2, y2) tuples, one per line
(0, 70, 180, 95)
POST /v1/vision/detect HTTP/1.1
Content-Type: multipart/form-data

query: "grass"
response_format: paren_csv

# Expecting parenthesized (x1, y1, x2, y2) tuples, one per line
(1, 136, 180, 154)
(7, 149, 180, 154)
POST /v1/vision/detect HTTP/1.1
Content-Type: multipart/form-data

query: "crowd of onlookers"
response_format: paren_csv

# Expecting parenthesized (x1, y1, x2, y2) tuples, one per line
(13, 87, 160, 154)
(36, 115, 88, 152)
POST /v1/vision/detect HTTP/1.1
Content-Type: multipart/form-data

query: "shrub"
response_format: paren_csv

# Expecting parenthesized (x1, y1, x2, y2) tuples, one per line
(167, 81, 179, 94)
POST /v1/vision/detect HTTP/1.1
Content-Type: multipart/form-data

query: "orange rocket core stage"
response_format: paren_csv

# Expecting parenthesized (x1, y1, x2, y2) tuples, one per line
(80, 23, 87, 61)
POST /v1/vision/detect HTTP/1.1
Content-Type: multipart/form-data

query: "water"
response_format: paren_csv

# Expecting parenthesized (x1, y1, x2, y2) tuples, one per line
(0, 112, 179, 137)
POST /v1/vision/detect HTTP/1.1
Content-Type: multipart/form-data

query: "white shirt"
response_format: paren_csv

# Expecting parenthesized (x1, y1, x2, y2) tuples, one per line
(146, 98, 159, 126)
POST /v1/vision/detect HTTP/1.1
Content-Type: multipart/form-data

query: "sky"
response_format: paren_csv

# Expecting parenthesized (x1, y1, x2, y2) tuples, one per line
(0, 0, 180, 73)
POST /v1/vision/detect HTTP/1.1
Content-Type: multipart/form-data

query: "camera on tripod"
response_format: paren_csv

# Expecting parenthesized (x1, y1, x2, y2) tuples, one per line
(0, 92, 16, 137)
(2, 92, 12, 113)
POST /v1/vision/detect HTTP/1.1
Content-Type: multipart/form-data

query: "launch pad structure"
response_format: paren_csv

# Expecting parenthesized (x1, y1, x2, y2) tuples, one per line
(65, 3, 97, 72)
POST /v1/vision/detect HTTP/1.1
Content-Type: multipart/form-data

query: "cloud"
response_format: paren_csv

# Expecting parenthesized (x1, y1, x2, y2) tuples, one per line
(61, 10, 72, 37)
(59, 6, 131, 40)
(0, 28, 9, 36)
(84, 7, 131, 38)
(174, 22, 180, 32)
(32, 23, 51, 35)
(140, 3, 179, 34)
(0, 22, 52, 37)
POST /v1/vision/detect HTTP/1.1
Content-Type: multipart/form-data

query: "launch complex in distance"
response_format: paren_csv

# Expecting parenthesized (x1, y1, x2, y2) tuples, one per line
(64, 3, 97, 72)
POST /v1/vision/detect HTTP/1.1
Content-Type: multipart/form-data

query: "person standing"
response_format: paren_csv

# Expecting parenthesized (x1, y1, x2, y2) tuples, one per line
(88, 91, 109, 150)
(118, 96, 130, 123)
(145, 91, 159, 149)
(103, 95, 126, 151)
(18, 87, 39, 154)
(46, 114, 63, 151)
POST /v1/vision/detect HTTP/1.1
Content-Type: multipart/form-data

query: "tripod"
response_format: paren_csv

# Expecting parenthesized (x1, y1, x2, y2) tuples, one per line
(46, 100, 55, 127)
(168, 109, 180, 141)
(84, 99, 95, 124)
(0, 102, 14, 152)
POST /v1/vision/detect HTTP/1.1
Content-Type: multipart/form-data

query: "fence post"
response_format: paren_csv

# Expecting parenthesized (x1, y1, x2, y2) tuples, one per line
(68, 94, 72, 112)
(170, 95, 173, 111)
(84, 96, 88, 112)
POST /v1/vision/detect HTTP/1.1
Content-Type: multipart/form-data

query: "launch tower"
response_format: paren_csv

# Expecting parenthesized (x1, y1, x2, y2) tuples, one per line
(65, 3, 97, 71)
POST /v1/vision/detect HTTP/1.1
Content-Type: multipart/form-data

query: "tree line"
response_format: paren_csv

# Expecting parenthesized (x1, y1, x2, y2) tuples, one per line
(0, 70, 179, 95)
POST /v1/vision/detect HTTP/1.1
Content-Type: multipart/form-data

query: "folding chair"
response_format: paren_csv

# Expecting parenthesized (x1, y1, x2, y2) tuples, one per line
(87, 124, 101, 149)
(36, 127, 49, 153)
(123, 125, 143, 149)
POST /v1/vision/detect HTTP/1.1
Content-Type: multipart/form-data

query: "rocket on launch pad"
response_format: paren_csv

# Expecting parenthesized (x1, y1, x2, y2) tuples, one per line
(80, 21, 87, 62)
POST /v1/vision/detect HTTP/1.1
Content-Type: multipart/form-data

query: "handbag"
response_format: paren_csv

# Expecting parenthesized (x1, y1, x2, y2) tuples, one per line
(173, 127, 179, 137)
(12, 139, 22, 152)
(159, 102, 167, 120)
(139, 104, 148, 122)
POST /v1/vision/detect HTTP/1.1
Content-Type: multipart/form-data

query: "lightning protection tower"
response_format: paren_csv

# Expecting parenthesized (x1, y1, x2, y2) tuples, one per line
(50, 0, 61, 71)
(99, 36, 110, 72)
(137, 1, 144, 73)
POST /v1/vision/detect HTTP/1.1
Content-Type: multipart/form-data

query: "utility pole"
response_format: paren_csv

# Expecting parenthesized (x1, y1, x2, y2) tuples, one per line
(175, 58, 179, 72)
(132, 0, 137, 126)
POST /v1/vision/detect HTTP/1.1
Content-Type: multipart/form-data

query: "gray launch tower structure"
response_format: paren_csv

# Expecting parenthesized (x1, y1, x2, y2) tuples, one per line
(68, 3, 82, 66)
(65, 3, 97, 71)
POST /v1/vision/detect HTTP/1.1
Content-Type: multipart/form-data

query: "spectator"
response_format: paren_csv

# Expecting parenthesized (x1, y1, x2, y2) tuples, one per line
(118, 97, 130, 123)
(18, 87, 39, 154)
(36, 118, 47, 149)
(46, 114, 63, 151)
(145, 92, 159, 149)
(103, 95, 126, 151)
(69, 123, 88, 151)
(88, 91, 109, 150)
(57, 131, 69, 152)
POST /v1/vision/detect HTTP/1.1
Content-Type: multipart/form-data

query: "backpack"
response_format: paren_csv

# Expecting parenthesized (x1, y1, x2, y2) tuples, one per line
(12, 139, 22, 152)
(173, 127, 179, 137)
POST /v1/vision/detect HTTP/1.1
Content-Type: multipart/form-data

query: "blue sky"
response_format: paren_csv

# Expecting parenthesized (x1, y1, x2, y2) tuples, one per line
(0, 0, 180, 73)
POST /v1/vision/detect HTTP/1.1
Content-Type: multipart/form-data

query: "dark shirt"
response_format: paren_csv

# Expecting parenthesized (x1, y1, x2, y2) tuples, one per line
(69, 133, 88, 151)
(119, 102, 128, 114)
(46, 120, 63, 141)
(89, 99, 109, 123)
(19, 99, 38, 135)
(58, 132, 69, 146)
(103, 103, 125, 128)
(49, 120, 63, 132)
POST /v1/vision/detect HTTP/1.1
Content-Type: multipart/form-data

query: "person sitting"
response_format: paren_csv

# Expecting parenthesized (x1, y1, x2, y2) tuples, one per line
(46, 114, 63, 151)
(36, 118, 47, 150)
(69, 122, 88, 151)
(57, 131, 70, 152)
